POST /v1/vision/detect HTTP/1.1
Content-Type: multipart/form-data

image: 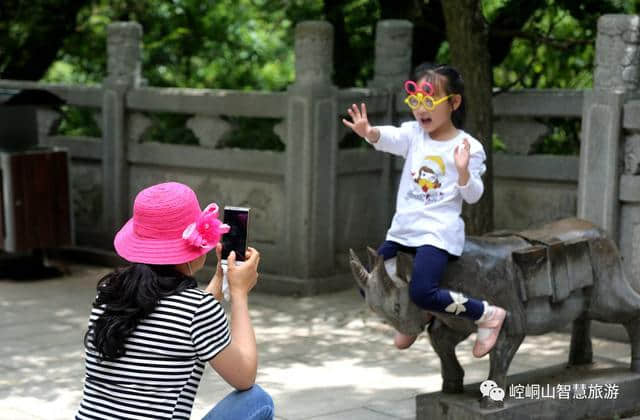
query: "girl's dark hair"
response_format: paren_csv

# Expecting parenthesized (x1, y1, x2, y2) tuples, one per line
(84, 264, 197, 361)
(411, 63, 466, 129)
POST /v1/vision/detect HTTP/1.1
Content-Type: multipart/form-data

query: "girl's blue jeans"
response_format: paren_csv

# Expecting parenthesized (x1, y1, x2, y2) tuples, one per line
(201, 384, 274, 420)
(377, 240, 485, 321)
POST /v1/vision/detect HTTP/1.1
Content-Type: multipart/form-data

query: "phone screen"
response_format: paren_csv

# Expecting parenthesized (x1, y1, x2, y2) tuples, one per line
(221, 207, 249, 262)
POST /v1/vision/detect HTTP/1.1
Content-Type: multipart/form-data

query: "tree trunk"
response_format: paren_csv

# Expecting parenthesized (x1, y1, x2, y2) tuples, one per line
(441, 0, 493, 234)
(323, 0, 353, 87)
(378, 0, 446, 64)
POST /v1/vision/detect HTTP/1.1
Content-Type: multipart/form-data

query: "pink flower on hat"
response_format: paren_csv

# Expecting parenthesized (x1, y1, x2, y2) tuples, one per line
(182, 204, 230, 249)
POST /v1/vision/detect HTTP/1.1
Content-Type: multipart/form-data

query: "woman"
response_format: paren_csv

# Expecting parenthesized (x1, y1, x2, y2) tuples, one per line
(76, 182, 273, 420)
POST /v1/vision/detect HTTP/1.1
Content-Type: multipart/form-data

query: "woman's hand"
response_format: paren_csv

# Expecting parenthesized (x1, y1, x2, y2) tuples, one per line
(454, 138, 471, 186)
(204, 243, 224, 301)
(227, 247, 260, 299)
(342, 103, 379, 142)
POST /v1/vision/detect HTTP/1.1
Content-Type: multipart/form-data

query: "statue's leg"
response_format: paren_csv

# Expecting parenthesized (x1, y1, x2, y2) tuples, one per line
(428, 319, 471, 393)
(476, 331, 524, 409)
(487, 332, 524, 393)
(623, 320, 640, 372)
(568, 315, 593, 366)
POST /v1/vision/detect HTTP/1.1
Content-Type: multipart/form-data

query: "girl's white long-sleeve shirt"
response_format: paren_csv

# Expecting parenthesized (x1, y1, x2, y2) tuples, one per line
(369, 121, 486, 256)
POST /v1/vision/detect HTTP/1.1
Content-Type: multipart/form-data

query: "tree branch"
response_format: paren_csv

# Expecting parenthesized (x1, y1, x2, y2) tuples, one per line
(491, 28, 593, 50)
(0, 0, 90, 80)
(487, 0, 545, 65)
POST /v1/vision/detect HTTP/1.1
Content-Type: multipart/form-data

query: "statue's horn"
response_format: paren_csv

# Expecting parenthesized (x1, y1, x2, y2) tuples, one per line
(349, 248, 370, 290)
(396, 251, 413, 284)
(366, 246, 378, 271)
(368, 251, 396, 291)
(369, 249, 384, 273)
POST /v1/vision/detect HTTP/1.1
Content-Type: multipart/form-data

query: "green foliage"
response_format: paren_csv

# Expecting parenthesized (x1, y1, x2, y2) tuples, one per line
(331, 0, 379, 87)
(482, 0, 510, 21)
(482, 0, 633, 154)
(136, 113, 285, 150)
(46, 0, 300, 90)
(56, 106, 101, 137)
(43, 0, 315, 148)
(436, 41, 451, 64)
(0, 0, 90, 80)
(44, 7, 109, 85)
(491, 2, 596, 89)
(140, 113, 199, 145)
(36, 0, 639, 152)
(216, 117, 285, 151)
(492, 133, 507, 153)
(533, 118, 581, 155)
(486, 0, 636, 89)
(31, 0, 640, 92)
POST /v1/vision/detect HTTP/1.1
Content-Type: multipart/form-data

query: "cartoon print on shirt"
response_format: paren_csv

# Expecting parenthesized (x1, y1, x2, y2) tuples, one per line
(415, 166, 441, 193)
(409, 155, 445, 204)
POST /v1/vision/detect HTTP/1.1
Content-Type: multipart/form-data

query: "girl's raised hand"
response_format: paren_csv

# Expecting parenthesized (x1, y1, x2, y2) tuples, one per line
(454, 138, 471, 171)
(342, 103, 373, 139)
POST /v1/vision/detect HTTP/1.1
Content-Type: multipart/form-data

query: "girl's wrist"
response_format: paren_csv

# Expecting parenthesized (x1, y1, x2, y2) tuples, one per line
(364, 127, 379, 143)
(458, 168, 470, 186)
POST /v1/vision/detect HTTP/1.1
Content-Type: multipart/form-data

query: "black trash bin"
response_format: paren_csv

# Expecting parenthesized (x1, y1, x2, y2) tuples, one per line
(0, 88, 72, 256)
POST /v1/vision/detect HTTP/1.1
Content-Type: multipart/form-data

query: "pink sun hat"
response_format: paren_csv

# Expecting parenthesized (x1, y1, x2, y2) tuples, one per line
(114, 182, 229, 265)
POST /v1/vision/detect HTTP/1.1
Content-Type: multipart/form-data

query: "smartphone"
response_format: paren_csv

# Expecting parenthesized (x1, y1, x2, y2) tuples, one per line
(221, 206, 250, 263)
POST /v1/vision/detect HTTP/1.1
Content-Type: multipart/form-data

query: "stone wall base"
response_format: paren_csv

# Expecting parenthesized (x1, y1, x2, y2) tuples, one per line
(417, 360, 640, 420)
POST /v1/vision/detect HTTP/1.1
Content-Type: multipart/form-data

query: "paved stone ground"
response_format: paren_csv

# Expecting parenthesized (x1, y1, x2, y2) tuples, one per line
(0, 263, 636, 419)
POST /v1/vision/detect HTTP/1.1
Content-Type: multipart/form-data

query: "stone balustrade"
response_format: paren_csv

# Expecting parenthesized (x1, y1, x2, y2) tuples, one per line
(1, 15, 636, 296)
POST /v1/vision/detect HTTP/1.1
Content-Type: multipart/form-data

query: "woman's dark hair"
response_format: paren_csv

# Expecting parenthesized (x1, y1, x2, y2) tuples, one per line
(411, 63, 466, 129)
(84, 264, 197, 361)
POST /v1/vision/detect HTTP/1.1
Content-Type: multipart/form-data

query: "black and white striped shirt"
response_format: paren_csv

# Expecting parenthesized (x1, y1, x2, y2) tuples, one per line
(76, 288, 231, 420)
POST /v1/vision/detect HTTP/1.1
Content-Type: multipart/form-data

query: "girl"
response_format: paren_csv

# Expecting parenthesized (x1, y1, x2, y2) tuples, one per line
(342, 63, 506, 358)
(76, 182, 274, 420)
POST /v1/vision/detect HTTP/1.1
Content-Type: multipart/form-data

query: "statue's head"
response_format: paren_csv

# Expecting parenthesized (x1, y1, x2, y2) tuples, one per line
(349, 248, 430, 335)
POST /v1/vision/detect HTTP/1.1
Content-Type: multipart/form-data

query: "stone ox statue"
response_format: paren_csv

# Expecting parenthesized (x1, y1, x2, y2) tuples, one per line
(350, 218, 640, 396)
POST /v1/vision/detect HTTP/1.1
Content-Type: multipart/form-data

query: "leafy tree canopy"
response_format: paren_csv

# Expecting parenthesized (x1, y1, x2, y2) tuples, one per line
(2, 0, 636, 91)
(2, 0, 637, 155)
(43, 0, 315, 90)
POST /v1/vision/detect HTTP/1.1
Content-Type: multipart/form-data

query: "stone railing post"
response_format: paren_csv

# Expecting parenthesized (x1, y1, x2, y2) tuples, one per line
(102, 22, 142, 235)
(621, 100, 640, 293)
(370, 20, 413, 91)
(369, 20, 413, 225)
(611, 15, 640, 291)
(577, 15, 637, 239)
(283, 21, 338, 292)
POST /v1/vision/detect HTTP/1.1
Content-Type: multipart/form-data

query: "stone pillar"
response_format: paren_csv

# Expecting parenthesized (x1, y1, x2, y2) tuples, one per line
(593, 14, 639, 93)
(620, 62, 640, 292)
(369, 20, 413, 227)
(580, 15, 640, 292)
(283, 21, 339, 292)
(577, 15, 638, 239)
(102, 22, 141, 235)
(370, 20, 413, 90)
